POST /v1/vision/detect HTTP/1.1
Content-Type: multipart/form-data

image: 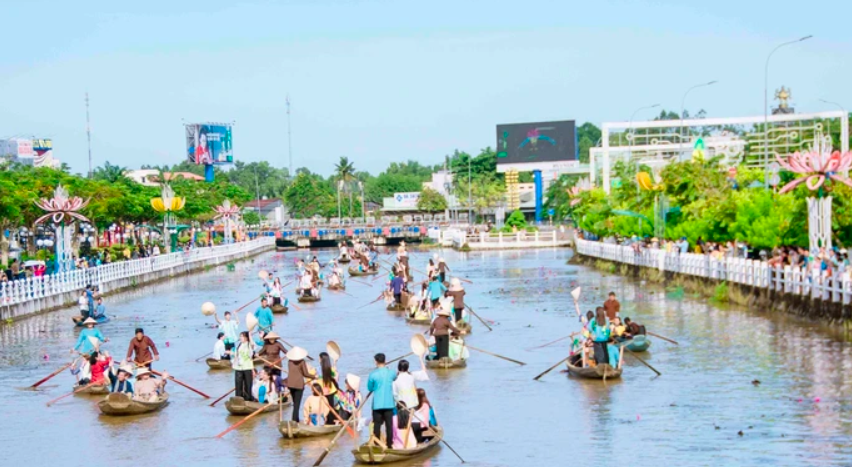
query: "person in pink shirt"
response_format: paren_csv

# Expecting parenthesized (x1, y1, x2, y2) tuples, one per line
(89, 351, 112, 385)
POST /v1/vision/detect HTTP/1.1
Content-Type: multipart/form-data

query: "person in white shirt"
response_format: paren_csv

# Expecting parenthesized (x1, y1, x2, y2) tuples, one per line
(73, 291, 89, 324)
(213, 332, 230, 360)
(392, 358, 429, 409)
(214, 311, 239, 354)
(299, 271, 314, 297)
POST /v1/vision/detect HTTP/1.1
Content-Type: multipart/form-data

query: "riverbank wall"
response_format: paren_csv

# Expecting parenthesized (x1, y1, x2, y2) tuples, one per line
(573, 240, 852, 324)
(0, 237, 275, 322)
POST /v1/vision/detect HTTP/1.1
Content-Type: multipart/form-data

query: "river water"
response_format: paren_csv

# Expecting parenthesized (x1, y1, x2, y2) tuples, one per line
(1, 248, 850, 466)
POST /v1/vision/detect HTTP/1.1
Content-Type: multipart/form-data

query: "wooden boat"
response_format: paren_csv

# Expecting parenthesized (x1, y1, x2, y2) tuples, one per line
(349, 266, 379, 277)
(623, 335, 651, 352)
(457, 321, 472, 335)
(74, 315, 110, 326)
(337, 255, 351, 263)
(328, 283, 346, 291)
(271, 304, 289, 314)
(98, 392, 169, 416)
(352, 426, 444, 464)
(405, 315, 431, 326)
(279, 420, 341, 439)
(386, 304, 406, 312)
(425, 357, 466, 369)
(74, 383, 109, 395)
(297, 295, 321, 303)
(206, 358, 232, 370)
(225, 396, 290, 416)
(565, 353, 622, 380)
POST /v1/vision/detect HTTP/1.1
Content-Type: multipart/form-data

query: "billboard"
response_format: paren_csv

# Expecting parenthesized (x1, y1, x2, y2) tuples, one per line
(32, 139, 53, 167)
(495, 120, 577, 172)
(186, 123, 234, 165)
(394, 192, 421, 208)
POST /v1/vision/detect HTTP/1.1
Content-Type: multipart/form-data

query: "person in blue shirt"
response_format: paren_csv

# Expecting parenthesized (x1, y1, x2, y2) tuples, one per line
(367, 353, 396, 448)
(588, 308, 611, 366)
(85, 285, 95, 317)
(93, 297, 106, 319)
(254, 297, 275, 334)
(427, 276, 447, 310)
(73, 317, 108, 355)
(390, 272, 405, 307)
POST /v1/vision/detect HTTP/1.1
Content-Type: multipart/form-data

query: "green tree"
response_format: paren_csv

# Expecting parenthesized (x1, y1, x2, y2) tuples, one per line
(284, 172, 336, 218)
(242, 210, 262, 226)
(417, 187, 447, 212)
(577, 122, 602, 163)
(92, 161, 130, 184)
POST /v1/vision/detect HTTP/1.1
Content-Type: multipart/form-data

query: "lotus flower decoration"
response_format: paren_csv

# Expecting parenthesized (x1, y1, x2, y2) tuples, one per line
(776, 139, 852, 194)
(568, 178, 593, 207)
(151, 184, 186, 212)
(214, 199, 241, 220)
(34, 184, 91, 224)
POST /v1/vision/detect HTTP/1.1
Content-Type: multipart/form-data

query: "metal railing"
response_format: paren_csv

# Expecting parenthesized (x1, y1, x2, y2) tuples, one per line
(1, 237, 274, 307)
(576, 239, 852, 305)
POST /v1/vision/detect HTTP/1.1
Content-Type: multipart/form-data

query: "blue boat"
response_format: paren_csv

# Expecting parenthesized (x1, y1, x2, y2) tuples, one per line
(624, 335, 651, 352)
(74, 315, 110, 327)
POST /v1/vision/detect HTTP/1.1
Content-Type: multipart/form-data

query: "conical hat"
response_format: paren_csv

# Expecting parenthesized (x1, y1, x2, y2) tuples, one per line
(135, 368, 152, 379)
(264, 331, 280, 340)
(201, 301, 216, 316)
(410, 334, 429, 356)
(571, 287, 582, 301)
(345, 373, 360, 389)
(117, 364, 134, 375)
(449, 278, 463, 291)
(258, 270, 269, 279)
(287, 346, 308, 361)
(245, 313, 258, 332)
(326, 341, 341, 361)
(83, 317, 98, 325)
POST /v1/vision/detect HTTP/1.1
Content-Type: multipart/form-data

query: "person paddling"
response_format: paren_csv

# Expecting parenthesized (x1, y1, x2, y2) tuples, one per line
(429, 309, 460, 360)
(286, 346, 316, 423)
(126, 328, 159, 369)
(232, 331, 255, 401)
(254, 298, 275, 334)
(73, 317, 108, 355)
(257, 332, 287, 374)
(446, 278, 466, 323)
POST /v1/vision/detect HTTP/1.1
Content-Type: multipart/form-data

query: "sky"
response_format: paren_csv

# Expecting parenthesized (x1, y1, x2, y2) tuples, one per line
(1, 0, 850, 177)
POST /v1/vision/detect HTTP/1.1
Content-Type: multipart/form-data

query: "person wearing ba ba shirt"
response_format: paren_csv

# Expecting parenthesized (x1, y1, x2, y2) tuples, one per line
(603, 292, 620, 321)
(126, 328, 159, 369)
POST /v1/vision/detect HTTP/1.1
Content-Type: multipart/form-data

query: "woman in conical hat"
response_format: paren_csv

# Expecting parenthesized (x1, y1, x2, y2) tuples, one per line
(447, 278, 466, 323)
(73, 317, 107, 355)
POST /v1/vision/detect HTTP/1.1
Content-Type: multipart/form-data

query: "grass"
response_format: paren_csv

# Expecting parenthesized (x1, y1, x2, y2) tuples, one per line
(713, 282, 730, 303)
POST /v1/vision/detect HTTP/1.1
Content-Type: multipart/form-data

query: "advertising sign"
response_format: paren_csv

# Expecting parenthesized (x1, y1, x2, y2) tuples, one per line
(496, 120, 577, 173)
(394, 192, 421, 208)
(186, 123, 234, 165)
(32, 139, 54, 167)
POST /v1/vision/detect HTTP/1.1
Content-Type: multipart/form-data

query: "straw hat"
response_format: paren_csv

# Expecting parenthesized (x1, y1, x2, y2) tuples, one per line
(287, 346, 308, 361)
(326, 341, 341, 361)
(201, 301, 216, 316)
(245, 313, 258, 332)
(449, 278, 463, 291)
(82, 317, 98, 325)
(438, 257, 445, 263)
(345, 373, 361, 390)
(436, 308, 451, 317)
(264, 331, 280, 341)
(571, 287, 582, 301)
(135, 368, 152, 379)
(117, 364, 134, 375)
(410, 334, 429, 356)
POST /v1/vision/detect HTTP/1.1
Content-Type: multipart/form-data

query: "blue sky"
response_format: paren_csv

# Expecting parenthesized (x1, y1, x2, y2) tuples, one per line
(1, 0, 849, 176)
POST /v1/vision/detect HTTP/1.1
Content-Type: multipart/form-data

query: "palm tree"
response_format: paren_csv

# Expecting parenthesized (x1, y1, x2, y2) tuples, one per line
(334, 157, 356, 217)
(92, 161, 129, 184)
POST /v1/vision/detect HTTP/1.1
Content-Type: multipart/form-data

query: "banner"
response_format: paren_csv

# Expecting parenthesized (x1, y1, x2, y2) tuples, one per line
(394, 192, 421, 208)
(186, 124, 234, 165)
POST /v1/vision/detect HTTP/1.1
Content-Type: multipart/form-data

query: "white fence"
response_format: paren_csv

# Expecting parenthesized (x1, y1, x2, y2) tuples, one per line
(1, 237, 274, 307)
(451, 230, 571, 249)
(576, 239, 852, 305)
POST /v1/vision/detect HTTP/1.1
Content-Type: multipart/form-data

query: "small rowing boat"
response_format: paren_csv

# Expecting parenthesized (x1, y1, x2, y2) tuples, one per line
(328, 284, 346, 291)
(271, 304, 289, 314)
(225, 396, 290, 416)
(457, 321, 472, 335)
(74, 315, 110, 327)
(352, 426, 444, 464)
(206, 358, 232, 370)
(98, 392, 169, 416)
(386, 304, 406, 312)
(623, 335, 651, 352)
(279, 420, 341, 439)
(565, 353, 622, 380)
(425, 357, 466, 369)
(73, 383, 109, 395)
(297, 295, 321, 303)
(404, 315, 431, 326)
(349, 266, 378, 277)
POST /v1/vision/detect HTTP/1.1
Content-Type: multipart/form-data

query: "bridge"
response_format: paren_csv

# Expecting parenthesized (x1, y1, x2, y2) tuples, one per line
(261, 214, 452, 249)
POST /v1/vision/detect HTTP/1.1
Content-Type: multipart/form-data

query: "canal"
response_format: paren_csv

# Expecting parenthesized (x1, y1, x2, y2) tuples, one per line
(1, 248, 850, 466)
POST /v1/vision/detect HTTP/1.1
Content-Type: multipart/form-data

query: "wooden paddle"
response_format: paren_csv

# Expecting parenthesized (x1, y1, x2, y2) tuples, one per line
(215, 402, 269, 438)
(526, 332, 580, 351)
(647, 331, 679, 345)
(465, 305, 493, 332)
(233, 296, 261, 314)
(356, 294, 384, 310)
(623, 347, 662, 376)
(308, 384, 355, 438)
(150, 370, 211, 398)
(209, 388, 236, 407)
(349, 278, 373, 287)
(46, 380, 98, 406)
(387, 352, 414, 365)
(533, 356, 571, 381)
(313, 392, 373, 467)
(465, 345, 526, 366)
(194, 352, 213, 362)
(31, 358, 78, 389)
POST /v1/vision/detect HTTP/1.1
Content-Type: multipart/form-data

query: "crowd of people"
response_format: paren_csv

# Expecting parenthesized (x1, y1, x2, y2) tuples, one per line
(572, 291, 646, 369)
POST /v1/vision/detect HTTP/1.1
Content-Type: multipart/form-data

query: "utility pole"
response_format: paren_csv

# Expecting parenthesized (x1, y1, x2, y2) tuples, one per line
(85, 92, 92, 178)
(286, 95, 293, 178)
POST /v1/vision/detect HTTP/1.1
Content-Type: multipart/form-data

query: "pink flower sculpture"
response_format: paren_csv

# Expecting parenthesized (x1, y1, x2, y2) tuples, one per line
(213, 199, 241, 219)
(34, 185, 91, 224)
(568, 178, 593, 207)
(776, 149, 852, 194)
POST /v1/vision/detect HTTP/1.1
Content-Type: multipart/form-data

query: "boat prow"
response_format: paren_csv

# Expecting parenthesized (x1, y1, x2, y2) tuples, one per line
(352, 426, 444, 464)
(279, 420, 340, 439)
(565, 353, 622, 379)
(98, 392, 169, 416)
(225, 396, 287, 416)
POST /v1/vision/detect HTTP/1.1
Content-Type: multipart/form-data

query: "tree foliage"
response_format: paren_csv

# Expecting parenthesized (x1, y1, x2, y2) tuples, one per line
(417, 187, 447, 212)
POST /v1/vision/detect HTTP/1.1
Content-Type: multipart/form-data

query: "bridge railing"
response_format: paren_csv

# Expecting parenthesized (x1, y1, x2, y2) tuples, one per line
(575, 239, 852, 305)
(0, 237, 274, 307)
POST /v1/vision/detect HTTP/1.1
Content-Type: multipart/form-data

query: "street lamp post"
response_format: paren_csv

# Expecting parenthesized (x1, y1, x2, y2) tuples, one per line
(765, 35, 813, 187)
(680, 81, 717, 155)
